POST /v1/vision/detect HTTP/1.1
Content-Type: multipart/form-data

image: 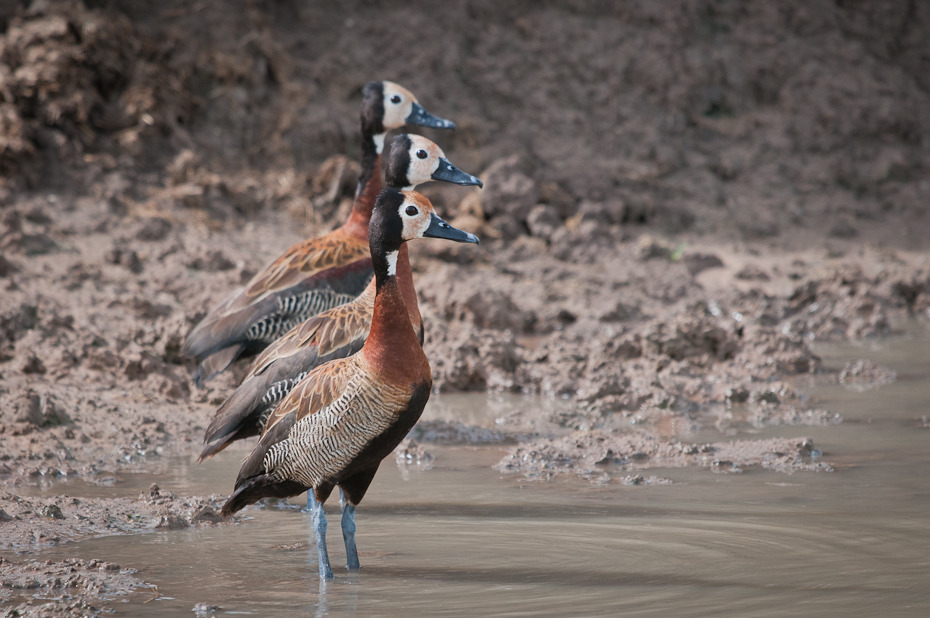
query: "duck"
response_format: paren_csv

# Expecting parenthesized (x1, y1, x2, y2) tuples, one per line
(221, 188, 479, 579)
(198, 133, 482, 461)
(182, 81, 458, 385)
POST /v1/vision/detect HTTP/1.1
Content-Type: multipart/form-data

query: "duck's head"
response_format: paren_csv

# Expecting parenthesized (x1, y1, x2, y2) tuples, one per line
(361, 81, 456, 144)
(371, 189, 479, 273)
(385, 134, 484, 189)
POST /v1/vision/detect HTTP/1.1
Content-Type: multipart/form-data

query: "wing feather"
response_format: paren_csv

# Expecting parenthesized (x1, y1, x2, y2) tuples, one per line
(314, 286, 375, 357)
(182, 231, 371, 368)
(244, 234, 369, 302)
(199, 284, 377, 459)
(262, 357, 358, 435)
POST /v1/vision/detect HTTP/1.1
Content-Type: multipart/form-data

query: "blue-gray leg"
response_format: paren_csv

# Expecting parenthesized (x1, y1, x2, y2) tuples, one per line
(308, 492, 334, 580)
(341, 501, 360, 570)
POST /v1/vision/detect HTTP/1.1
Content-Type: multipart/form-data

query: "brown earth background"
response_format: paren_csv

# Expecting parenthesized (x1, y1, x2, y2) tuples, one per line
(1, 0, 929, 613)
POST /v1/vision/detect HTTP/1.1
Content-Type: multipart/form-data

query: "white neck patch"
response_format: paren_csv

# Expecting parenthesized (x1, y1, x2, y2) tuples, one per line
(373, 133, 386, 154)
(385, 250, 398, 276)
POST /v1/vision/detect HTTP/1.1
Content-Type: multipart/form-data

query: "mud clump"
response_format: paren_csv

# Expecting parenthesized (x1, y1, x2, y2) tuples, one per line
(642, 310, 738, 362)
(0, 388, 69, 430)
(838, 359, 898, 392)
(469, 156, 540, 240)
(427, 328, 524, 392)
(0, 490, 232, 551)
(0, 556, 153, 616)
(496, 432, 831, 481)
(0, 1, 164, 188)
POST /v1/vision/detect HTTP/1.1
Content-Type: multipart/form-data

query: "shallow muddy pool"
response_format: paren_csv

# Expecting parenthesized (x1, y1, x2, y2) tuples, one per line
(9, 328, 930, 616)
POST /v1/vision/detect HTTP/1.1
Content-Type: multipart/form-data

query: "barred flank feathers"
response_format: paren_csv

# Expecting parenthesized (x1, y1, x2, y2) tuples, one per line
(220, 413, 306, 516)
(278, 289, 358, 327)
(198, 354, 317, 460)
(246, 289, 357, 345)
(233, 411, 298, 489)
(267, 375, 411, 489)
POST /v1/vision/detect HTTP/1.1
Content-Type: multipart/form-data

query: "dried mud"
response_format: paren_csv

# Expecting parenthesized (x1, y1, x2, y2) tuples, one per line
(2, 0, 929, 612)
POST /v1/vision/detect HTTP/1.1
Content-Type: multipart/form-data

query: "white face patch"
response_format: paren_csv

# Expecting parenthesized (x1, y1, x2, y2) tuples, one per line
(385, 250, 399, 276)
(397, 195, 433, 241)
(373, 133, 386, 154)
(381, 82, 416, 131)
(405, 136, 443, 188)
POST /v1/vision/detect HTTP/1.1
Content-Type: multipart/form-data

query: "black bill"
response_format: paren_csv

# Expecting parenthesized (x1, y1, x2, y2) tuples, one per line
(406, 102, 456, 130)
(423, 213, 480, 244)
(431, 158, 484, 188)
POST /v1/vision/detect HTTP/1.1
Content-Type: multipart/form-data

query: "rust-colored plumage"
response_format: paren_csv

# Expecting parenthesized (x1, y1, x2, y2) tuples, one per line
(199, 135, 482, 460)
(221, 189, 479, 578)
(182, 82, 457, 385)
(243, 233, 371, 300)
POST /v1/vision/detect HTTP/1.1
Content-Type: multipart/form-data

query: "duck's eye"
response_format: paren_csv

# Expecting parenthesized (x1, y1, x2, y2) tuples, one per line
(405, 205, 419, 216)
(390, 95, 402, 104)
(416, 149, 428, 159)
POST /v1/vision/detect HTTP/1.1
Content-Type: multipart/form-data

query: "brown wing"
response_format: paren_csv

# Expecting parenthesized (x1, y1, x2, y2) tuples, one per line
(244, 282, 376, 381)
(199, 282, 378, 460)
(261, 355, 359, 436)
(243, 232, 369, 303)
(242, 315, 325, 382)
(182, 230, 371, 367)
(311, 283, 376, 357)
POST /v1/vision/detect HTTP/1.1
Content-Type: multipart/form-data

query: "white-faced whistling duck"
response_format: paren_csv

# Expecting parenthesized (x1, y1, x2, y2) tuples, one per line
(221, 188, 479, 579)
(181, 81, 457, 385)
(198, 134, 482, 461)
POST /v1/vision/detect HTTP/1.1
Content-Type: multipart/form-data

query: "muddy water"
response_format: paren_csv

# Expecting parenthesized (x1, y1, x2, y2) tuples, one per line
(18, 328, 930, 616)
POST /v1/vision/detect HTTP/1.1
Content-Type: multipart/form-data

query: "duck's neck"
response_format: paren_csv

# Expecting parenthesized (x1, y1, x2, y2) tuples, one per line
(395, 244, 421, 325)
(341, 129, 385, 240)
(355, 243, 418, 327)
(363, 249, 426, 374)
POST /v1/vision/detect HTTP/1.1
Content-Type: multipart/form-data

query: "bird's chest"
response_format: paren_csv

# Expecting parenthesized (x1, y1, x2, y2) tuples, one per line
(287, 378, 425, 481)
